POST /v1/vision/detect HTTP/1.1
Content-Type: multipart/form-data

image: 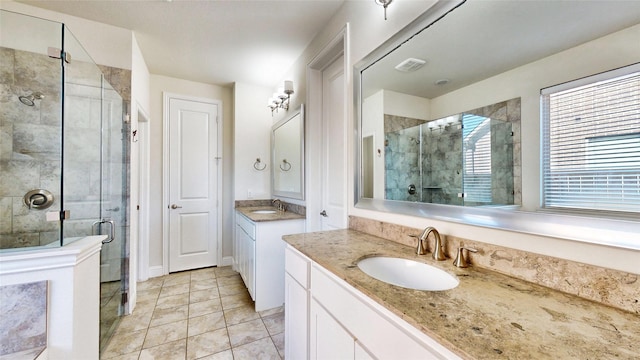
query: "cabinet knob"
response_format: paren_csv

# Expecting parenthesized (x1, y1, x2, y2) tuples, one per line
(320, 210, 328, 217)
(171, 204, 182, 209)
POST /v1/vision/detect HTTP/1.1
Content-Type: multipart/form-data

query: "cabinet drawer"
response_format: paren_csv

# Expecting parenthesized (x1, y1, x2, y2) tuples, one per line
(285, 246, 310, 288)
(311, 264, 461, 360)
(236, 212, 256, 238)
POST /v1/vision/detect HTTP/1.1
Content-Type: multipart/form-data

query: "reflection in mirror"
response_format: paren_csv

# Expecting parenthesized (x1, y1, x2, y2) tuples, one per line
(356, 0, 640, 217)
(380, 98, 520, 206)
(272, 104, 305, 200)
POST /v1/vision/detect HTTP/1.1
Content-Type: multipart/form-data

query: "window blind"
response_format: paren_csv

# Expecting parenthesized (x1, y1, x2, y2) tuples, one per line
(541, 65, 640, 213)
(463, 114, 492, 203)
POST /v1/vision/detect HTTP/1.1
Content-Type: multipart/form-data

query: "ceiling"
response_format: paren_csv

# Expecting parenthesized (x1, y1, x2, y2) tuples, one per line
(18, 0, 346, 88)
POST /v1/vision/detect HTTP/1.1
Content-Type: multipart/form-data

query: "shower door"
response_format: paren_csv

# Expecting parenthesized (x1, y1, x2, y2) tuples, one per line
(97, 79, 128, 350)
(61, 27, 128, 352)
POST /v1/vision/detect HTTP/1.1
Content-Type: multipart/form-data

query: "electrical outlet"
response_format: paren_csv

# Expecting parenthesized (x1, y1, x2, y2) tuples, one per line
(247, 189, 253, 199)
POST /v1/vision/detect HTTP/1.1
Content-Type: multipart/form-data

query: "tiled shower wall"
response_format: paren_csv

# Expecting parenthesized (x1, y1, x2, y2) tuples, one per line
(384, 124, 422, 202)
(0, 47, 131, 250)
(422, 122, 463, 205)
(0, 47, 62, 248)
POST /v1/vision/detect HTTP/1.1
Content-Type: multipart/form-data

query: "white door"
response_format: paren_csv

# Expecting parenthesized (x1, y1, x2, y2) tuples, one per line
(320, 55, 347, 230)
(168, 97, 220, 272)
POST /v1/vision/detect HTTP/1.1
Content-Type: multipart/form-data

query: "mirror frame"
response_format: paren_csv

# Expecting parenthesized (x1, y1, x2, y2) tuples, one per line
(353, 0, 640, 249)
(272, 104, 305, 200)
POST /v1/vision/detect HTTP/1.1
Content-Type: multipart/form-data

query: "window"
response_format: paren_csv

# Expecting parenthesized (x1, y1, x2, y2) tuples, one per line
(541, 64, 640, 213)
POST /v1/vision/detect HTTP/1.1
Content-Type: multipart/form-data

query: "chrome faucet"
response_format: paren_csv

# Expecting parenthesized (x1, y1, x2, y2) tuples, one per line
(272, 198, 285, 212)
(410, 234, 427, 255)
(419, 226, 446, 261)
(453, 246, 478, 268)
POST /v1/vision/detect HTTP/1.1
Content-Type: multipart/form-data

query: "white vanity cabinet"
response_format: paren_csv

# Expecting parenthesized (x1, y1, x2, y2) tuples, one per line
(235, 213, 256, 299)
(284, 246, 311, 359)
(284, 244, 462, 360)
(235, 212, 304, 311)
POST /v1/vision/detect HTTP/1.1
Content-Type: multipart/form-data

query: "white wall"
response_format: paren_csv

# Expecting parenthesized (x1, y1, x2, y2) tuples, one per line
(233, 82, 274, 201)
(266, 0, 439, 231)
(362, 90, 385, 198)
(274, 1, 639, 274)
(148, 75, 233, 272)
(128, 33, 150, 307)
(383, 90, 431, 120)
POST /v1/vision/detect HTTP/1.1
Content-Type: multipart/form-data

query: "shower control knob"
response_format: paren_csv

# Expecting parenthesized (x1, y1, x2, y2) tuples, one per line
(171, 204, 182, 209)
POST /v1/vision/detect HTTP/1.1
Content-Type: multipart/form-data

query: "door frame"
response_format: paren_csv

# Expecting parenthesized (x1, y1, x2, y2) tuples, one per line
(162, 92, 223, 275)
(306, 24, 350, 232)
(137, 103, 151, 282)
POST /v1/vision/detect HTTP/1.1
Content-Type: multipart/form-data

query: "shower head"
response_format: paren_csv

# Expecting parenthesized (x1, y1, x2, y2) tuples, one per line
(18, 92, 44, 106)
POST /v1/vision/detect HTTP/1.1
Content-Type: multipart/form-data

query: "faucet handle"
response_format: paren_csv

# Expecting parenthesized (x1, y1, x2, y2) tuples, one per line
(453, 247, 478, 268)
(409, 234, 426, 255)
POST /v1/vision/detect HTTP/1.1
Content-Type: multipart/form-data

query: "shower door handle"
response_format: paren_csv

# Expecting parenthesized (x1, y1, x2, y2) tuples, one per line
(93, 219, 116, 244)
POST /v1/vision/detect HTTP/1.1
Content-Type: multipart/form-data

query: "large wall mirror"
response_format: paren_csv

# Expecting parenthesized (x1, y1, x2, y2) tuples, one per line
(272, 104, 305, 200)
(355, 0, 640, 242)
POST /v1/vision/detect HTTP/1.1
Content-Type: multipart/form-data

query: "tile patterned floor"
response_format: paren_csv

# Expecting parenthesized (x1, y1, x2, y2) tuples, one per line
(101, 267, 284, 360)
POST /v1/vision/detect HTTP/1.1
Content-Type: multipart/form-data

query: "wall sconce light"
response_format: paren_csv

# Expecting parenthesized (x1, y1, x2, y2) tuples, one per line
(375, 0, 393, 20)
(268, 80, 294, 116)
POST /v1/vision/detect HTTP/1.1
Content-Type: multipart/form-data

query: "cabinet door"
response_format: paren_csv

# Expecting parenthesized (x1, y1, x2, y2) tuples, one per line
(236, 224, 245, 282)
(236, 224, 255, 300)
(246, 236, 255, 300)
(310, 299, 354, 360)
(285, 273, 309, 359)
(311, 263, 461, 360)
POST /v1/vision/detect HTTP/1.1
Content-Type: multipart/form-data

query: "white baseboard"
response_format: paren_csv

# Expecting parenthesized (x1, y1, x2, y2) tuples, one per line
(148, 266, 164, 278)
(221, 256, 234, 267)
(148, 259, 232, 277)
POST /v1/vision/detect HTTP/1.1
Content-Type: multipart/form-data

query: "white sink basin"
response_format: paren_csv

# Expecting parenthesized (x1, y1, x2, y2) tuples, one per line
(357, 257, 459, 291)
(252, 210, 277, 214)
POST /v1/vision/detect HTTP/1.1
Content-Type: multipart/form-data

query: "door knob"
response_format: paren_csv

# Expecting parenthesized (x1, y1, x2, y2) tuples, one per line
(171, 204, 182, 209)
(320, 210, 328, 217)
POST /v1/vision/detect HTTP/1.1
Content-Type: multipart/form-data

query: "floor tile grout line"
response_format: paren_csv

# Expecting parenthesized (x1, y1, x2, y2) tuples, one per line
(107, 267, 285, 359)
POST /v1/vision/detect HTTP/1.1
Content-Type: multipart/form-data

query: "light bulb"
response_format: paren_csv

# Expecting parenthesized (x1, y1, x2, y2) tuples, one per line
(284, 80, 294, 94)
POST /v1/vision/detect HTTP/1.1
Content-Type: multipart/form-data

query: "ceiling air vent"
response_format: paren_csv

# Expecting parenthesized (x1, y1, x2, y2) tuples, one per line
(395, 58, 426, 72)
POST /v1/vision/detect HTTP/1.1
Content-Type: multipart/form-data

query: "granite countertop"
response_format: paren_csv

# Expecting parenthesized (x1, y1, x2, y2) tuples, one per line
(236, 206, 305, 222)
(283, 229, 640, 359)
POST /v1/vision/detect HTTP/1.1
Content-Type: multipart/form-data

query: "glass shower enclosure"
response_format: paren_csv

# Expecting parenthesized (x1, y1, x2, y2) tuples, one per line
(0, 10, 129, 353)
